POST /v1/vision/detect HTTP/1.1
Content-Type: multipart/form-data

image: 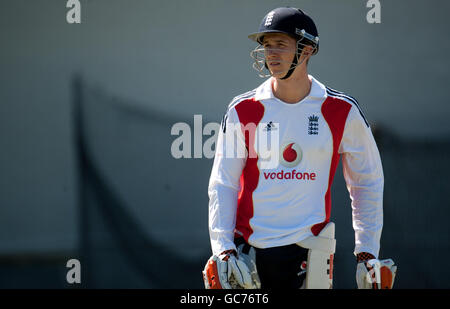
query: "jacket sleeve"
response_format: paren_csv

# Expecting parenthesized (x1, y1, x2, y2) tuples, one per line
(208, 107, 247, 256)
(339, 106, 384, 258)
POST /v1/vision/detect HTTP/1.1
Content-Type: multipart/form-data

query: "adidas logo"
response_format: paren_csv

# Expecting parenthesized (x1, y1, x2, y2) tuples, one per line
(263, 121, 277, 132)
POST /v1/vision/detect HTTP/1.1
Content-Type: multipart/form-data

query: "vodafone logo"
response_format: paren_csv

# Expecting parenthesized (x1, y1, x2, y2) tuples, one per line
(301, 261, 307, 270)
(280, 142, 302, 168)
(262, 141, 317, 181)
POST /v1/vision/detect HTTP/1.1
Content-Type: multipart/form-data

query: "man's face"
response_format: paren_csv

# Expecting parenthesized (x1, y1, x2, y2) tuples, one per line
(261, 33, 298, 78)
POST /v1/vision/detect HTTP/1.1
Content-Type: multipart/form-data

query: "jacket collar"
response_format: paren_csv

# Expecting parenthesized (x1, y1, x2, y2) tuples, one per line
(254, 75, 327, 102)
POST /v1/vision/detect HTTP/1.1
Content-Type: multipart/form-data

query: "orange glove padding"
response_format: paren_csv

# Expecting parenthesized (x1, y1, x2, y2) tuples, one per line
(356, 254, 397, 289)
(202, 250, 256, 289)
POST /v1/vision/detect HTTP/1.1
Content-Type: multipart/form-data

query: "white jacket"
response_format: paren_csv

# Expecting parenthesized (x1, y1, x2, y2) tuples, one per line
(208, 75, 383, 258)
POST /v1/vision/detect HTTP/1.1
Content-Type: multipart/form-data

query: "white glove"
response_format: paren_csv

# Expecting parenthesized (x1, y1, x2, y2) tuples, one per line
(356, 258, 397, 289)
(236, 243, 261, 289)
(203, 250, 256, 289)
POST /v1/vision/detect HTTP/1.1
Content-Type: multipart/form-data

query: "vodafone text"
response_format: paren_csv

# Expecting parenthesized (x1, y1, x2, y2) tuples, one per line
(263, 170, 316, 181)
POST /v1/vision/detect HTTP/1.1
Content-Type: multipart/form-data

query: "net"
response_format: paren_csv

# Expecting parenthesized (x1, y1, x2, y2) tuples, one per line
(73, 76, 211, 288)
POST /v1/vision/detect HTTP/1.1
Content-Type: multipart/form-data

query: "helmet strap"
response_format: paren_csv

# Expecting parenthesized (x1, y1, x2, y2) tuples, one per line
(280, 41, 302, 80)
(280, 53, 298, 80)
